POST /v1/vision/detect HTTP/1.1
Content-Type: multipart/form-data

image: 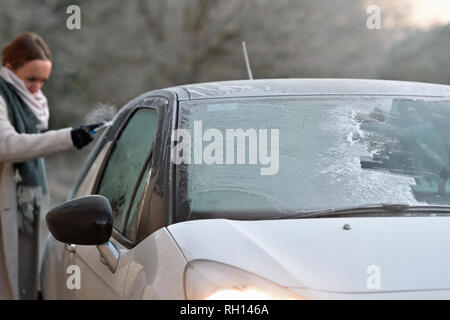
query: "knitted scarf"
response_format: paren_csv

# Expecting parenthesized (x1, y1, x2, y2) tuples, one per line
(0, 77, 48, 233)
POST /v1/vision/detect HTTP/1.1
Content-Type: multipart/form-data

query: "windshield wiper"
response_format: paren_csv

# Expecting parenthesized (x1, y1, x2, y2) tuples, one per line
(275, 203, 450, 219)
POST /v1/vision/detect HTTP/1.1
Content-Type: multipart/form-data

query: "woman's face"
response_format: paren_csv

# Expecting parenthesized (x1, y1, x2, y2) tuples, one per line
(8, 59, 52, 95)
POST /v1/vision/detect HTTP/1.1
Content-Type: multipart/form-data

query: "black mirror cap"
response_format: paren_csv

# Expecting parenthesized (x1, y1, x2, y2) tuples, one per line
(46, 195, 113, 245)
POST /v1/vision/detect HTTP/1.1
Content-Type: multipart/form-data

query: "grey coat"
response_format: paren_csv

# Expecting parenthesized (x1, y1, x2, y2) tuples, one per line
(0, 95, 73, 299)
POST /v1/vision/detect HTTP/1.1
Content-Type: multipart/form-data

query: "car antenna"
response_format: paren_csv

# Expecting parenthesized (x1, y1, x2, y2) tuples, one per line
(242, 41, 254, 80)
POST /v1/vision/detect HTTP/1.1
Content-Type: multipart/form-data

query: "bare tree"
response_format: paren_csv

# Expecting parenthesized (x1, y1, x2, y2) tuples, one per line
(377, 23, 450, 85)
(0, 0, 418, 203)
(0, 0, 414, 127)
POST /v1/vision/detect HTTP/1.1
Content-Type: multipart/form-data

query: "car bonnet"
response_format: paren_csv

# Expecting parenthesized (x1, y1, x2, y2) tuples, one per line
(167, 216, 450, 293)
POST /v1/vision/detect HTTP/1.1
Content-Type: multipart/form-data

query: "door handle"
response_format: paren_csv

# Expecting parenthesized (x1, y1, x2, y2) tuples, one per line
(65, 244, 77, 253)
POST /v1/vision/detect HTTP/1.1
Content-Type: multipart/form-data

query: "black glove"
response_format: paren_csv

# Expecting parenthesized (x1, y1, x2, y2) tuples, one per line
(71, 125, 95, 149)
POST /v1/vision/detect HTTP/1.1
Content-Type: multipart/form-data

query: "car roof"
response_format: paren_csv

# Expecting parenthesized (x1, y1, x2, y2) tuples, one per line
(167, 78, 450, 101)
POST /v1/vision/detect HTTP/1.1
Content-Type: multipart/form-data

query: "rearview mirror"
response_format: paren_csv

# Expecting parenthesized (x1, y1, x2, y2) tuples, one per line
(45, 195, 113, 245)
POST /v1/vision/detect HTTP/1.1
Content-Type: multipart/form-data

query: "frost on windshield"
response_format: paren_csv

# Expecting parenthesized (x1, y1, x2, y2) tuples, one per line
(355, 99, 450, 203)
(177, 97, 450, 219)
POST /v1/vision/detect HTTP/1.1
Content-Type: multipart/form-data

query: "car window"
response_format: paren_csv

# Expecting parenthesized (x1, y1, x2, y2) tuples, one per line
(124, 162, 152, 240)
(177, 97, 450, 220)
(97, 108, 158, 233)
(74, 141, 112, 198)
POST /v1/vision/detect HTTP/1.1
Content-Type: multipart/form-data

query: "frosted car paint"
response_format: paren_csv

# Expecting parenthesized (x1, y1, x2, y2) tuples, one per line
(175, 78, 450, 100)
(41, 235, 134, 299)
(42, 215, 450, 299)
(167, 217, 450, 293)
(123, 228, 186, 300)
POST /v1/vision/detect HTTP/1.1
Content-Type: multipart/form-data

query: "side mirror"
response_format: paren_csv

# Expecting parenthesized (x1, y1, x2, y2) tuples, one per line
(46, 195, 113, 245)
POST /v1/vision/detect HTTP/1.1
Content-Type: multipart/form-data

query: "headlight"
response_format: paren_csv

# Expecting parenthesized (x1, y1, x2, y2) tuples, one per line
(184, 260, 305, 300)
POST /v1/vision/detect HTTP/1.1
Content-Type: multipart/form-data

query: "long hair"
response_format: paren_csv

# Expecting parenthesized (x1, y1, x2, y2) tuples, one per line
(2, 32, 52, 70)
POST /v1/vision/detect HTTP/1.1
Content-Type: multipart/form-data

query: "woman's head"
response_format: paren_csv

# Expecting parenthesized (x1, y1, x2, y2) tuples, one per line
(2, 32, 52, 94)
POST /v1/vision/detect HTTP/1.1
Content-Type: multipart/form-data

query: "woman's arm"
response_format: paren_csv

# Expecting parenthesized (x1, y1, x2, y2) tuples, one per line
(0, 95, 74, 162)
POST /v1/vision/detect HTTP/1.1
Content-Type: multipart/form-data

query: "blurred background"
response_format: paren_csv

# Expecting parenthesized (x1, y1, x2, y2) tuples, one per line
(0, 0, 449, 205)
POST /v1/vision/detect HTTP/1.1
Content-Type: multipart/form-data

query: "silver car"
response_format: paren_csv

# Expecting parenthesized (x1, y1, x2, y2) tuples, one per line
(41, 79, 450, 299)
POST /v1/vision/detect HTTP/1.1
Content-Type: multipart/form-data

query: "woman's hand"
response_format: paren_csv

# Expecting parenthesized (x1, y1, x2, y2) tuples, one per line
(70, 124, 97, 149)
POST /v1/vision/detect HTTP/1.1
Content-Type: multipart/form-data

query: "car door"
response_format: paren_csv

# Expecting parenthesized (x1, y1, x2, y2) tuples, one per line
(60, 102, 164, 299)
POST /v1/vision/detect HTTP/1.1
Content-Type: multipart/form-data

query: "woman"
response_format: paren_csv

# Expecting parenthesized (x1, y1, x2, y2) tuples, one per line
(0, 32, 96, 299)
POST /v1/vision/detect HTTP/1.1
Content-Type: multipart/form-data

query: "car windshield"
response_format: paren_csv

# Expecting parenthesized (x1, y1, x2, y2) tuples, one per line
(176, 96, 450, 220)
